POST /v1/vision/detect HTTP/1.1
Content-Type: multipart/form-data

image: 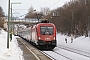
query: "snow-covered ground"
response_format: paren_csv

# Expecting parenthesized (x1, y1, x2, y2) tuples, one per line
(57, 33, 90, 52)
(56, 33, 90, 60)
(0, 29, 24, 60)
(0, 29, 90, 60)
(43, 33, 90, 60)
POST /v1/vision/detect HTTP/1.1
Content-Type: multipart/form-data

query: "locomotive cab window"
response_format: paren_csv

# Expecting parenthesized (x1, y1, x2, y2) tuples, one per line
(40, 26, 53, 35)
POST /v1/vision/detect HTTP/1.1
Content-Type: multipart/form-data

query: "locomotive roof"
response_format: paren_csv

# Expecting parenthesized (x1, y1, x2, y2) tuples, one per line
(40, 20, 50, 23)
(31, 20, 55, 28)
(36, 23, 55, 27)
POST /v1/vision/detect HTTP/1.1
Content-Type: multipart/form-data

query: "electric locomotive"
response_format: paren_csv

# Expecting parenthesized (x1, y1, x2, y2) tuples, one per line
(18, 20, 57, 50)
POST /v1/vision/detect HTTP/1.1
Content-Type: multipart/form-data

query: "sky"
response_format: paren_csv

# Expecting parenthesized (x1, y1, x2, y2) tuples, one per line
(0, 28, 90, 60)
(0, 0, 70, 17)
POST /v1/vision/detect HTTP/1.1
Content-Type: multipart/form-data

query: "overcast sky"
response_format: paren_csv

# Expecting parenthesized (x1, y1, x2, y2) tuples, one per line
(0, 0, 70, 17)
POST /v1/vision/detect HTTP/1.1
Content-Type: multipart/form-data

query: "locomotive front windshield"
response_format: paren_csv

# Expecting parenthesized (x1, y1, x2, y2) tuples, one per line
(40, 26, 53, 35)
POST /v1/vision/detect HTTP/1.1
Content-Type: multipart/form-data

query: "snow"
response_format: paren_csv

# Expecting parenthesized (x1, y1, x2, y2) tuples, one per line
(0, 28, 90, 60)
(44, 33, 90, 60)
(53, 33, 90, 60)
(57, 33, 90, 52)
(0, 29, 24, 60)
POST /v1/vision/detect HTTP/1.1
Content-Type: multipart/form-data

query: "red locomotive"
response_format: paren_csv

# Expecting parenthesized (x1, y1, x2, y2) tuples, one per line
(18, 20, 57, 50)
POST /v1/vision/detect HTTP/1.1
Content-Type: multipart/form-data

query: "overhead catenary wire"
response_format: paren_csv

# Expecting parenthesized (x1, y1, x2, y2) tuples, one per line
(12, 9, 28, 17)
(11, 9, 29, 18)
(38, 0, 61, 11)
(11, 9, 21, 16)
(49, 0, 60, 9)
(41, 0, 51, 7)
(39, 0, 61, 10)
(37, 0, 51, 11)
(12, 9, 28, 10)
(12, 0, 61, 18)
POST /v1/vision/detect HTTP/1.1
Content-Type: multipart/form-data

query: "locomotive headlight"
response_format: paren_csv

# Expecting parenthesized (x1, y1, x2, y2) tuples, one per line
(39, 37, 41, 40)
(54, 37, 56, 40)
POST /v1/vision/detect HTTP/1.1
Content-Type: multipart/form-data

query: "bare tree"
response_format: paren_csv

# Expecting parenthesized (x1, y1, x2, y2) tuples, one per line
(40, 7, 50, 16)
(0, 6, 5, 17)
(45, 0, 90, 36)
(0, 6, 5, 28)
(25, 0, 90, 36)
(25, 6, 36, 18)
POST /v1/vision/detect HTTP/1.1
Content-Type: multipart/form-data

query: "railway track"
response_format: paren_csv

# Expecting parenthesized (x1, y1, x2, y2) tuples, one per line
(42, 50, 74, 60)
(41, 45, 90, 60)
(18, 38, 52, 60)
(18, 37, 74, 60)
(58, 45, 90, 58)
(18, 37, 90, 60)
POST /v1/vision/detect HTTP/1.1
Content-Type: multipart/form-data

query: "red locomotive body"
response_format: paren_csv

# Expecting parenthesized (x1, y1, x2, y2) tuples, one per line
(18, 20, 57, 50)
(30, 23, 56, 50)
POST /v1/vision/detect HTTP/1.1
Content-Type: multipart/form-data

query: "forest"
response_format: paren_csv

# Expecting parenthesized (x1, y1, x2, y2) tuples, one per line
(26, 0, 90, 37)
(0, 0, 89, 37)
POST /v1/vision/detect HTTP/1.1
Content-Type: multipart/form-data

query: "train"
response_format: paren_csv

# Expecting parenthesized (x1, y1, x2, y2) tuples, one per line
(18, 20, 57, 50)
